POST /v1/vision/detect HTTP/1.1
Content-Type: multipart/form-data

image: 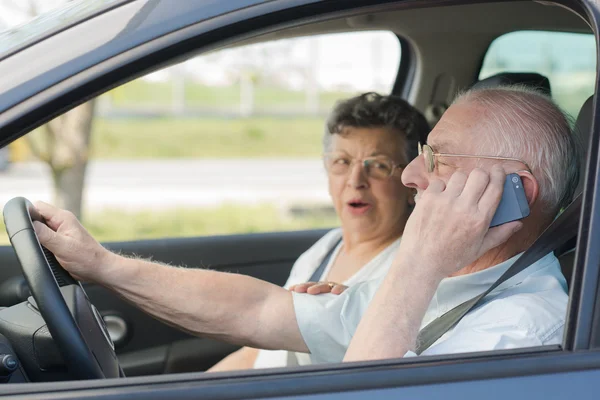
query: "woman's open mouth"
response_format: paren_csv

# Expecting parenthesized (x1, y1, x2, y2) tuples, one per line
(347, 201, 372, 215)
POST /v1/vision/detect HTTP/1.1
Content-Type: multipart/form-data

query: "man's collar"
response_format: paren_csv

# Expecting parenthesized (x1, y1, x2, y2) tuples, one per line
(428, 252, 561, 318)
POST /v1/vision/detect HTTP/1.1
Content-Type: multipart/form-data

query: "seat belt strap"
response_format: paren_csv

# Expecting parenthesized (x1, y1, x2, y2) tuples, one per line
(287, 236, 342, 367)
(308, 237, 342, 283)
(415, 192, 582, 355)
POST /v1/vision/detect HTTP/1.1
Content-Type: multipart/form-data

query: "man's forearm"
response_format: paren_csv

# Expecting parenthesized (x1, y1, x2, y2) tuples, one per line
(344, 256, 443, 361)
(99, 255, 308, 352)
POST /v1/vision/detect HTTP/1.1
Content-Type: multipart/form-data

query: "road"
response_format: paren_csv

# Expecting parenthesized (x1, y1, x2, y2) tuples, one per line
(0, 160, 331, 211)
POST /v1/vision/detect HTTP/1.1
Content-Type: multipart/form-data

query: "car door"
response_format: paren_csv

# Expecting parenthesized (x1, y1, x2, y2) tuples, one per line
(1, 0, 600, 398)
(0, 0, 404, 377)
(0, 0, 334, 376)
(0, 230, 328, 376)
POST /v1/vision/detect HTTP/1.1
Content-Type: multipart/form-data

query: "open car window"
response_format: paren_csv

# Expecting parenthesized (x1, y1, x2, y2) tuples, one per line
(5, 30, 400, 243)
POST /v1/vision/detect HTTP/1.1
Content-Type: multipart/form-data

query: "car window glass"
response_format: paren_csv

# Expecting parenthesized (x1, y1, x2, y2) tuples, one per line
(479, 31, 596, 119)
(1, 31, 400, 243)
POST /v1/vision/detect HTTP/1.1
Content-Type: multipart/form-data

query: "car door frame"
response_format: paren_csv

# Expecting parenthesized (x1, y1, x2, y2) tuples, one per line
(1, 0, 600, 398)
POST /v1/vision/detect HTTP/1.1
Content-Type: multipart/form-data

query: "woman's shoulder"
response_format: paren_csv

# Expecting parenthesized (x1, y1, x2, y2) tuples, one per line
(318, 227, 343, 246)
(298, 228, 342, 261)
(284, 228, 342, 286)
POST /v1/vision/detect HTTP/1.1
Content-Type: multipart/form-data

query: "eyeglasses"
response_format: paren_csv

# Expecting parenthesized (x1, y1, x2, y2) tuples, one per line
(323, 153, 405, 180)
(418, 142, 532, 173)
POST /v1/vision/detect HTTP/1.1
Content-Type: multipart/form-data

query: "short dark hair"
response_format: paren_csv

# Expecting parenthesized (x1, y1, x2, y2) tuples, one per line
(324, 92, 430, 163)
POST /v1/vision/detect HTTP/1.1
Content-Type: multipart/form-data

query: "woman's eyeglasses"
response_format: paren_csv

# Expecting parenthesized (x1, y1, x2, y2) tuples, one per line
(323, 153, 405, 180)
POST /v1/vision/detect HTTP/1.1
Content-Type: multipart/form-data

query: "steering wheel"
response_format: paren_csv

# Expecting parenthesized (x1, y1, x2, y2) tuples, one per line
(2, 197, 120, 379)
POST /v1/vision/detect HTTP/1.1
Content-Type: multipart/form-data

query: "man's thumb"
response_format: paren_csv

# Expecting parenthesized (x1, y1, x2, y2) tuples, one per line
(33, 221, 59, 250)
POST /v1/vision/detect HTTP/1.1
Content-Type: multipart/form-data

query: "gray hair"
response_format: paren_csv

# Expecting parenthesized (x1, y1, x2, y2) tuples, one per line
(323, 92, 430, 164)
(454, 85, 581, 214)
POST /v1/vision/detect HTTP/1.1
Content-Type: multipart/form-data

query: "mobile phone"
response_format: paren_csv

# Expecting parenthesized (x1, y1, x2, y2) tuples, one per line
(489, 173, 530, 227)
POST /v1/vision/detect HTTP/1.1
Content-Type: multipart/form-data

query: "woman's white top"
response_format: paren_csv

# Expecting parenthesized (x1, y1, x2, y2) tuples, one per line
(253, 228, 402, 368)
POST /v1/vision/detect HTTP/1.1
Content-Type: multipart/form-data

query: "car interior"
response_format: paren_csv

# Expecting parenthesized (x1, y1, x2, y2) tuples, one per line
(0, 0, 595, 383)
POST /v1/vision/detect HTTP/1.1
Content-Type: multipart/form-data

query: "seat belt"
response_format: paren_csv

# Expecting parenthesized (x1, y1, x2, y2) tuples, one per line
(415, 192, 582, 355)
(307, 237, 342, 283)
(287, 237, 342, 367)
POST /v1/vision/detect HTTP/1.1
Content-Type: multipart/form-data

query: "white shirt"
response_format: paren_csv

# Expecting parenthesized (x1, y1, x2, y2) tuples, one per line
(253, 228, 402, 368)
(293, 251, 568, 364)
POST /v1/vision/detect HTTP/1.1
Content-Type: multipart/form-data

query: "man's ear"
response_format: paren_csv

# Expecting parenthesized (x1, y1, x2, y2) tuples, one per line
(517, 171, 539, 207)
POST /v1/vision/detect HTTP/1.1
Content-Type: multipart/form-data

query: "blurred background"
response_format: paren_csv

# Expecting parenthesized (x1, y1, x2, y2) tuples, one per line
(0, 0, 595, 244)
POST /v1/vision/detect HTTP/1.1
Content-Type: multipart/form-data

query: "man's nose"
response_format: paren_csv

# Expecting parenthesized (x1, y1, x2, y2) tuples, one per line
(347, 161, 369, 189)
(401, 155, 429, 190)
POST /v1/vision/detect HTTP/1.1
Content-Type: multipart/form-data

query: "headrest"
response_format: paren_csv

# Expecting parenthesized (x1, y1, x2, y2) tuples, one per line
(574, 95, 594, 195)
(472, 72, 552, 96)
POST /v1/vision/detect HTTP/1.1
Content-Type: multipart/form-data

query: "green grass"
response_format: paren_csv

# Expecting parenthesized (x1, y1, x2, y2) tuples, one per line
(21, 79, 593, 162)
(18, 117, 326, 160)
(90, 117, 324, 159)
(109, 75, 595, 119)
(0, 204, 339, 245)
(109, 80, 354, 111)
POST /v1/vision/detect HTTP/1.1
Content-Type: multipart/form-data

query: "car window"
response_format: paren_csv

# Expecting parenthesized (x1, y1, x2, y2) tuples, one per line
(479, 31, 596, 119)
(2, 31, 400, 243)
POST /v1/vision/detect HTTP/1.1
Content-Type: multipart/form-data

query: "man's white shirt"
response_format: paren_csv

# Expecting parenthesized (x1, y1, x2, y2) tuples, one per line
(293, 251, 568, 364)
(253, 228, 402, 368)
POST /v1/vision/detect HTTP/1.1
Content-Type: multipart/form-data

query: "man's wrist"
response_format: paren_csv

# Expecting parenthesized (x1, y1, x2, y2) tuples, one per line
(95, 250, 134, 287)
(392, 251, 447, 286)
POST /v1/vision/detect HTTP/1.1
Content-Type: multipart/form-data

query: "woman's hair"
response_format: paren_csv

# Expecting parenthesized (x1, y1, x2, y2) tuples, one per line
(323, 92, 430, 163)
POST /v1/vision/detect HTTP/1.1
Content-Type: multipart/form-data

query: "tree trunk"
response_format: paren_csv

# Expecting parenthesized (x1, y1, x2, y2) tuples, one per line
(9, 2, 95, 220)
(51, 160, 88, 220)
(48, 100, 96, 220)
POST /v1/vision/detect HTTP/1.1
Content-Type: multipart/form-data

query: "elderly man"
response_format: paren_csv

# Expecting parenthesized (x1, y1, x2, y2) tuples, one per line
(33, 86, 578, 363)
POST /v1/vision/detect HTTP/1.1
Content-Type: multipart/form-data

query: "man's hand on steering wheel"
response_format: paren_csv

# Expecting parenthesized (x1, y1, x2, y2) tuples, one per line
(2, 197, 122, 380)
(33, 201, 117, 284)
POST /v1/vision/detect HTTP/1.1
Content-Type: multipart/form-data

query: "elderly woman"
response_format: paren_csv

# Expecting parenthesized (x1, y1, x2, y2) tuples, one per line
(209, 92, 429, 371)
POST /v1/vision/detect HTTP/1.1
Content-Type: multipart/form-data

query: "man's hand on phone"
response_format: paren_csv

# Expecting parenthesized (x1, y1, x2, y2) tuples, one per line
(396, 165, 524, 280)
